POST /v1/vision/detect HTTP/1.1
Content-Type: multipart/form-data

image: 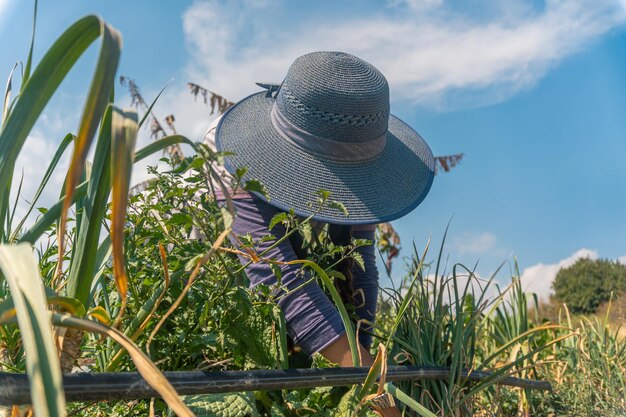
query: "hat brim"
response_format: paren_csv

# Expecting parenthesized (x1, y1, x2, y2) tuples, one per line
(216, 91, 435, 225)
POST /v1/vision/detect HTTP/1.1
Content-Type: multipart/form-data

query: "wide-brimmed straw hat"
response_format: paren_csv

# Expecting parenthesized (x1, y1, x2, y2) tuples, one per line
(216, 51, 435, 225)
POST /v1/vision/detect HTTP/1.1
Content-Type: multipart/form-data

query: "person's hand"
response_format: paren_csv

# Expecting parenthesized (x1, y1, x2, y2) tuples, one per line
(319, 335, 402, 417)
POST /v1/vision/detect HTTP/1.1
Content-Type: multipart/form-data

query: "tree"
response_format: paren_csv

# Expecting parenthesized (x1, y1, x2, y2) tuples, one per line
(551, 258, 626, 314)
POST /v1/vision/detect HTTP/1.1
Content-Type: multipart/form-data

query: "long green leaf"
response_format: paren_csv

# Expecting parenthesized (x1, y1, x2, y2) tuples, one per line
(386, 383, 436, 417)
(88, 234, 113, 301)
(2, 62, 20, 127)
(21, 0, 38, 86)
(134, 135, 196, 163)
(138, 80, 171, 129)
(66, 106, 113, 303)
(57, 17, 121, 279)
(287, 259, 360, 367)
(7, 170, 24, 239)
(46, 295, 86, 317)
(360, 344, 385, 397)
(72, 160, 92, 251)
(0, 244, 65, 417)
(0, 173, 12, 242)
(110, 107, 138, 320)
(0, 15, 120, 237)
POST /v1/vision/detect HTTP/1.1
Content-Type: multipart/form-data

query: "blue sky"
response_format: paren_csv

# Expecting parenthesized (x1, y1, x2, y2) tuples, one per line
(1, 0, 625, 298)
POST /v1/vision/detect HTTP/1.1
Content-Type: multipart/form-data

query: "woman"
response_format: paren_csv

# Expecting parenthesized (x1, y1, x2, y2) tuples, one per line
(204, 51, 435, 415)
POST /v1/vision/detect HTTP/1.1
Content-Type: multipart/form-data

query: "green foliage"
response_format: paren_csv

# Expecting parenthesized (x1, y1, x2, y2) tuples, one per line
(377, 239, 564, 416)
(0, 8, 203, 414)
(220, 286, 287, 369)
(527, 302, 626, 416)
(98, 161, 238, 372)
(173, 393, 259, 417)
(552, 257, 626, 314)
(84, 158, 376, 415)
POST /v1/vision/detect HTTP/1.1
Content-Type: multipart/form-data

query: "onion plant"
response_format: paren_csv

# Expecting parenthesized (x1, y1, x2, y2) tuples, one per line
(378, 232, 569, 416)
(537, 301, 626, 415)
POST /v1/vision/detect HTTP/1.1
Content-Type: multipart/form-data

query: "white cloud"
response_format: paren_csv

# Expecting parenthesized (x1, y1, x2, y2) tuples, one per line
(453, 231, 497, 255)
(520, 248, 598, 301)
(181, 0, 626, 110)
(0, 0, 14, 30)
(618, 255, 626, 265)
(388, 0, 443, 11)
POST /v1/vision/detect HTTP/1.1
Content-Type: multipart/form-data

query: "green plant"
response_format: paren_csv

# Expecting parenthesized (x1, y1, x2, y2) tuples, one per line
(0, 4, 198, 414)
(532, 301, 626, 416)
(374, 232, 566, 417)
(552, 257, 626, 315)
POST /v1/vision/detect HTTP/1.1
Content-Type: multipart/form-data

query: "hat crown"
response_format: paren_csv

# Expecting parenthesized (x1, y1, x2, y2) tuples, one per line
(275, 51, 390, 143)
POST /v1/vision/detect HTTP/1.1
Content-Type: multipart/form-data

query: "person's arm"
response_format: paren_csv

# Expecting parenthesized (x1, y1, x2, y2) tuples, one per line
(319, 334, 374, 367)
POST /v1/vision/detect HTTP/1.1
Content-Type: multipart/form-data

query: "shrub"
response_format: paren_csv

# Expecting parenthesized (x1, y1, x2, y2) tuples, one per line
(552, 258, 626, 314)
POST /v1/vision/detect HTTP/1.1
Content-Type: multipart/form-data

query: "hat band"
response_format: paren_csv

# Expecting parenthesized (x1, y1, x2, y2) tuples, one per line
(270, 105, 386, 163)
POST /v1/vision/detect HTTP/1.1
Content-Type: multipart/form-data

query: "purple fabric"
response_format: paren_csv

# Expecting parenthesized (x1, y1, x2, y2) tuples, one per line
(226, 195, 379, 356)
(350, 228, 379, 349)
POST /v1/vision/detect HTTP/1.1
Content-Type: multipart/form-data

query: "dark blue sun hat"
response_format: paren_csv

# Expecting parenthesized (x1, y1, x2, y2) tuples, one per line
(216, 51, 435, 225)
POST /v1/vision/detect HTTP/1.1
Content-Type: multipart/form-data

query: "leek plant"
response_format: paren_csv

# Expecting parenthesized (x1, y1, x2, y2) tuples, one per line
(0, 4, 196, 415)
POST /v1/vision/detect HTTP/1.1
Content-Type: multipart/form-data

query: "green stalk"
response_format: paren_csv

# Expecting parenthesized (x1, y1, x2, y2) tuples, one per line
(10, 133, 75, 242)
(18, 180, 88, 244)
(0, 244, 64, 417)
(288, 259, 359, 367)
(65, 106, 113, 303)
(386, 383, 437, 417)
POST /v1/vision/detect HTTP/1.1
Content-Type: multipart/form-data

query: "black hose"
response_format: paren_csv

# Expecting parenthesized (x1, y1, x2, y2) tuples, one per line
(0, 366, 551, 405)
